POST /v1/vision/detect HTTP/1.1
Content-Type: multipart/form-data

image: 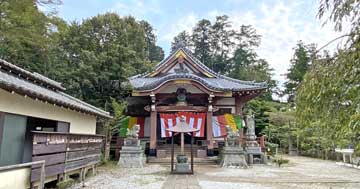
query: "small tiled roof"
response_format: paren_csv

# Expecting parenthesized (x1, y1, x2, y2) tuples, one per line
(129, 46, 267, 92)
(0, 59, 111, 118)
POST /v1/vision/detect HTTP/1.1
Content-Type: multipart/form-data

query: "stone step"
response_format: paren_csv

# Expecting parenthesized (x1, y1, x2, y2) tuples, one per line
(147, 157, 218, 165)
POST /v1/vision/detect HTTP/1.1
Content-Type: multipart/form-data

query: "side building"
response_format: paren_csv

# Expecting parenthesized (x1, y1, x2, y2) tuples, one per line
(0, 59, 111, 188)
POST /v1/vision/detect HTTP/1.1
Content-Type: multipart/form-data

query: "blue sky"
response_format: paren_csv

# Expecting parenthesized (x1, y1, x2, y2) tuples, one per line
(57, 0, 347, 95)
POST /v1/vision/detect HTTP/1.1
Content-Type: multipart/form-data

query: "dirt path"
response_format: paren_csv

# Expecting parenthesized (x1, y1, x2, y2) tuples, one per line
(71, 156, 360, 189)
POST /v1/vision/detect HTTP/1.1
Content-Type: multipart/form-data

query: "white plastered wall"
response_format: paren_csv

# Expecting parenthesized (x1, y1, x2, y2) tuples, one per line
(0, 168, 30, 189)
(0, 89, 97, 134)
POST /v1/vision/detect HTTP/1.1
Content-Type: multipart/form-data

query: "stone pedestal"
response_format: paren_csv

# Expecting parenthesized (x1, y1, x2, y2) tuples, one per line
(246, 142, 265, 164)
(118, 138, 146, 168)
(174, 154, 191, 173)
(220, 146, 248, 168)
(175, 163, 190, 173)
(245, 113, 265, 164)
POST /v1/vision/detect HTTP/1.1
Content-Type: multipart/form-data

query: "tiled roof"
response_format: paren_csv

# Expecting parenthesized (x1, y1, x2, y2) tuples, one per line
(0, 59, 65, 91)
(0, 59, 111, 118)
(130, 72, 267, 91)
(129, 46, 267, 92)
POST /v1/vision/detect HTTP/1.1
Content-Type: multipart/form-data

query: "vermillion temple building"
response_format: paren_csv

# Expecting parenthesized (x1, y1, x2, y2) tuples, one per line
(125, 44, 267, 157)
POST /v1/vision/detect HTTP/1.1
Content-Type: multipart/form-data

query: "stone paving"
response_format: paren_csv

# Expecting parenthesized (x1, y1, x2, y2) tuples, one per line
(162, 174, 201, 189)
(71, 156, 360, 189)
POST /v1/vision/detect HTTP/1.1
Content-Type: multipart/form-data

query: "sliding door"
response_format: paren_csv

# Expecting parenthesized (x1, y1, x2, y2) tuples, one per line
(0, 114, 27, 166)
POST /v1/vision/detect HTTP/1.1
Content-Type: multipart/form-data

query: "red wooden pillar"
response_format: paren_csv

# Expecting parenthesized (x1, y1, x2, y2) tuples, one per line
(206, 94, 214, 156)
(149, 94, 157, 156)
(206, 111, 213, 155)
(149, 109, 157, 156)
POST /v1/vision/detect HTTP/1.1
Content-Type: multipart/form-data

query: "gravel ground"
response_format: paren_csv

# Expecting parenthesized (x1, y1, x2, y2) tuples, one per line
(71, 156, 360, 189)
(197, 156, 360, 189)
(70, 163, 167, 189)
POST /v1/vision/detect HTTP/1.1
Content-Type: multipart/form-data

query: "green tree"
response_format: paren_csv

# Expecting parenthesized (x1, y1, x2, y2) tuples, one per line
(210, 15, 236, 73)
(318, 0, 360, 45)
(192, 19, 212, 65)
(292, 0, 360, 158)
(53, 13, 158, 108)
(0, 0, 62, 73)
(284, 41, 316, 102)
(296, 50, 360, 156)
(140, 20, 164, 63)
(171, 30, 192, 51)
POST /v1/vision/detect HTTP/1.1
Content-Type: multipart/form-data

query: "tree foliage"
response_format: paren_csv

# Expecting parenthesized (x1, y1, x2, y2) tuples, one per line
(0, 1, 164, 109)
(284, 41, 316, 102)
(318, 0, 360, 44)
(296, 50, 360, 154)
(171, 31, 192, 52)
(171, 16, 275, 99)
(293, 0, 360, 156)
(0, 0, 62, 73)
(51, 13, 156, 107)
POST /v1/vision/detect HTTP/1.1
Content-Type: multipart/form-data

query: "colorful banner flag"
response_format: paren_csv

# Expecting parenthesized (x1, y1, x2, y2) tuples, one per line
(119, 117, 149, 137)
(212, 114, 243, 137)
(212, 115, 227, 137)
(160, 112, 206, 138)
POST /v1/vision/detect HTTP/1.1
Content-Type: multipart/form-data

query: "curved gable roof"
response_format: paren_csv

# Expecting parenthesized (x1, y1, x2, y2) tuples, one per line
(129, 45, 267, 93)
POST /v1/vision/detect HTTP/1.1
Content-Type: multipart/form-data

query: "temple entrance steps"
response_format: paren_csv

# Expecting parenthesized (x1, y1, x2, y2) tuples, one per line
(147, 157, 218, 165)
(157, 144, 202, 157)
(147, 144, 218, 165)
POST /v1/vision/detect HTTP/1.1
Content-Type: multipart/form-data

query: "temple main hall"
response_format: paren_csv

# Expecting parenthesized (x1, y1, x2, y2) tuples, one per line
(123, 44, 267, 158)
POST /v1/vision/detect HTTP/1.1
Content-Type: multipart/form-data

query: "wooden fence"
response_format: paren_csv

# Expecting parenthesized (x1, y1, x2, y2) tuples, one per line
(31, 131, 104, 183)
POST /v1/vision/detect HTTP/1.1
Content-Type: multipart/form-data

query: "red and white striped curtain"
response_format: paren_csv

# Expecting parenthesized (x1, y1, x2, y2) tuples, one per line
(160, 112, 206, 138)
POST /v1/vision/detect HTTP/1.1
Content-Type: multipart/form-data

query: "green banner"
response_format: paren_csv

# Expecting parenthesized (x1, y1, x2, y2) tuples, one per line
(119, 117, 129, 137)
(233, 115, 243, 129)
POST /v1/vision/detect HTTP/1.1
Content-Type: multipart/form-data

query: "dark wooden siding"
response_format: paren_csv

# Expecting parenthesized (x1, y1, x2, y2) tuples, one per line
(31, 131, 104, 182)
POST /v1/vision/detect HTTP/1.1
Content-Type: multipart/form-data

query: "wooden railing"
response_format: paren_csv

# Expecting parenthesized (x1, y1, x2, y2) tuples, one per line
(31, 131, 104, 183)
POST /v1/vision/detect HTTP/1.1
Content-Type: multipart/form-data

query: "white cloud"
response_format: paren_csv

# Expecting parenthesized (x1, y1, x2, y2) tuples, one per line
(158, 13, 199, 43)
(112, 0, 163, 19)
(111, 0, 348, 98)
(222, 1, 346, 87)
(156, 0, 349, 102)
